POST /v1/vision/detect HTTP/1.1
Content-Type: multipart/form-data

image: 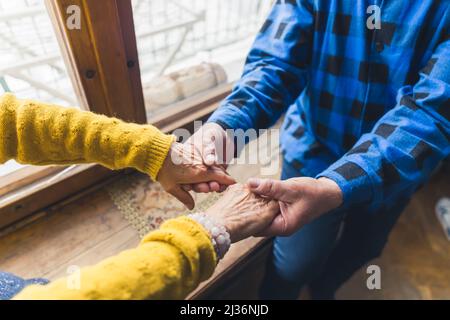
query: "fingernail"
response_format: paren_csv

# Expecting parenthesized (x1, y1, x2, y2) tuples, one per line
(247, 178, 261, 188)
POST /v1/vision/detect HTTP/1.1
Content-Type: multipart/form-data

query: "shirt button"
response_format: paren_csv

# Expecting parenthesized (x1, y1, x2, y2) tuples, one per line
(375, 41, 384, 52)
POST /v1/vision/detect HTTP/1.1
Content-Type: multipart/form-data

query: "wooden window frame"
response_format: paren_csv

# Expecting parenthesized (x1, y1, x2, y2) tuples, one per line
(0, 0, 232, 230)
(0, 166, 62, 196)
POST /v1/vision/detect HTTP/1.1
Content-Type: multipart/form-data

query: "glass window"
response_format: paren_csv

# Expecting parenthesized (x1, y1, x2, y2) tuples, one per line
(0, 0, 78, 180)
(131, 0, 272, 120)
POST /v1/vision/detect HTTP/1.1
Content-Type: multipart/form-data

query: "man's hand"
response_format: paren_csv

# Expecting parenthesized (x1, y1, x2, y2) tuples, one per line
(246, 177, 343, 236)
(157, 142, 236, 210)
(182, 122, 234, 193)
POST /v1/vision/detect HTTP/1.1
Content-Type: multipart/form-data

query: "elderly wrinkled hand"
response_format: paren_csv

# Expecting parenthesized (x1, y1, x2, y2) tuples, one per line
(182, 123, 234, 193)
(157, 141, 236, 210)
(246, 177, 343, 236)
(204, 184, 280, 242)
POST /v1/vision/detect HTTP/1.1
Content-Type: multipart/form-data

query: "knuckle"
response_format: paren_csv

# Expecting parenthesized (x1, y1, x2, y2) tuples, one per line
(267, 181, 275, 194)
(199, 166, 210, 175)
(260, 180, 273, 193)
(194, 165, 207, 174)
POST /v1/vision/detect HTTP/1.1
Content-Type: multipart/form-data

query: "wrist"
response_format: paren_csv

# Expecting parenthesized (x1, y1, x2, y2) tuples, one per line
(188, 213, 231, 261)
(156, 141, 190, 182)
(146, 133, 176, 181)
(317, 177, 343, 211)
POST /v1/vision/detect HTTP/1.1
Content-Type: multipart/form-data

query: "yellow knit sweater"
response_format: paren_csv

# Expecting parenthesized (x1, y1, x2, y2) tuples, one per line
(0, 94, 217, 299)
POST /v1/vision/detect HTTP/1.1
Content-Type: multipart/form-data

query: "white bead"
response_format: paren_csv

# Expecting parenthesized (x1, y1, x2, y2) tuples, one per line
(211, 227, 220, 237)
(188, 213, 231, 260)
(217, 234, 226, 245)
(204, 221, 213, 230)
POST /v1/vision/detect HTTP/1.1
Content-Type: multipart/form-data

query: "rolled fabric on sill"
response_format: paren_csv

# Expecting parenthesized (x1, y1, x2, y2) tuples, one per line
(143, 62, 227, 112)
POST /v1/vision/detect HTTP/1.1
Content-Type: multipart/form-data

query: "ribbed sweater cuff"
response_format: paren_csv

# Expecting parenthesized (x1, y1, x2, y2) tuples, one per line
(144, 132, 175, 180)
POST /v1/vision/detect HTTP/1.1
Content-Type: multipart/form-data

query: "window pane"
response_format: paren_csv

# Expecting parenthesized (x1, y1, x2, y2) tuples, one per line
(131, 0, 272, 120)
(0, 0, 78, 179)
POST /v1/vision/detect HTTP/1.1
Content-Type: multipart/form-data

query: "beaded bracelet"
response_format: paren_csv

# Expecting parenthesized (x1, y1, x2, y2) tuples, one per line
(187, 213, 231, 260)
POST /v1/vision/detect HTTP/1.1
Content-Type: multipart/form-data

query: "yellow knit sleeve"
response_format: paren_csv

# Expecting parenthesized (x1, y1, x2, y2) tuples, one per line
(0, 93, 174, 180)
(14, 216, 217, 300)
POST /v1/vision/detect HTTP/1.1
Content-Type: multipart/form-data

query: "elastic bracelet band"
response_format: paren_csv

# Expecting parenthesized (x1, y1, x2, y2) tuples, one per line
(187, 213, 231, 261)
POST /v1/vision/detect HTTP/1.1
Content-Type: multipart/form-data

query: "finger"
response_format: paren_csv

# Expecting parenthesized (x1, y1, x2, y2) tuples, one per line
(218, 184, 228, 193)
(203, 167, 236, 185)
(246, 178, 286, 200)
(181, 184, 192, 192)
(190, 166, 236, 186)
(208, 181, 221, 192)
(203, 144, 217, 166)
(169, 187, 195, 210)
(256, 214, 287, 237)
(192, 182, 211, 193)
(254, 200, 282, 236)
(202, 130, 219, 165)
(203, 125, 227, 165)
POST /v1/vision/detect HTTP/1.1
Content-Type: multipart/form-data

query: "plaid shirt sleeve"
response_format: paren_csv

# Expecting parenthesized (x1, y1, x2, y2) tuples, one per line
(208, 0, 313, 131)
(318, 38, 450, 210)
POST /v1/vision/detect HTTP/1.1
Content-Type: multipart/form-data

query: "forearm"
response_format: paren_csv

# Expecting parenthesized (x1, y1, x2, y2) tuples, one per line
(14, 216, 216, 300)
(208, 0, 312, 131)
(318, 42, 450, 209)
(0, 93, 174, 180)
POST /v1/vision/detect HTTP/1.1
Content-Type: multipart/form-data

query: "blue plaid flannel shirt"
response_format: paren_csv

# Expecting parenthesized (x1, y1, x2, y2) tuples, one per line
(208, 0, 450, 212)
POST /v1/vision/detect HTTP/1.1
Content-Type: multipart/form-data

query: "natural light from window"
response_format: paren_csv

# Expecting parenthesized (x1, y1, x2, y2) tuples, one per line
(0, 0, 272, 179)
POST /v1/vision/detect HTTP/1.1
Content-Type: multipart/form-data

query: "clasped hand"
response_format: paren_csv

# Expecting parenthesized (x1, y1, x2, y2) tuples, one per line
(156, 125, 343, 239)
(155, 140, 279, 242)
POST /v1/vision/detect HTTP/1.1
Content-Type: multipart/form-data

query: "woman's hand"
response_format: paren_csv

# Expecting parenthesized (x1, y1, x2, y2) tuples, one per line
(204, 184, 280, 242)
(157, 142, 236, 210)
